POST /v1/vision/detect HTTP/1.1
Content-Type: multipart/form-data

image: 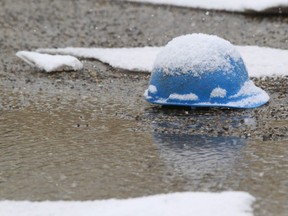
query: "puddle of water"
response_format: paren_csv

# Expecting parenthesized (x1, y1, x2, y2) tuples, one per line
(153, 133, 246, 189)
(234, 139, 288, 216)
(269, 119, 288, 127)
(152, 132, 288, 216)
(0, 94, 287, 216)
(0, 107, 169, 200)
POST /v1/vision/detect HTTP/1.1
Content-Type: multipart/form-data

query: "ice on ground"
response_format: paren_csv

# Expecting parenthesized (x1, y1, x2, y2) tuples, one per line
(153, 34, 240, 76)
(125, 0, 288, 12)
(37, 47, 160, 72)
(0, 192, 255, 216)
(16, 51, 83, 72)
(37, 45, 288, 78)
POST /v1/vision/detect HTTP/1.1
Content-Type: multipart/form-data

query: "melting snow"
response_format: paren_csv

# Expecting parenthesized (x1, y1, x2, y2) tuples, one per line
(155, 98, 168, 103)
(0, 192, 255, 216)
(169, 93, 199, 101)
(144, 85, 157, 98)
(153, 34, 240, 76)
(36, 45, 288, 77)
(210, 87, 227, 98)
(143, 89, 149, 98)
(148, 85, 157, 93)
(230, 81, 267, 98)
(125, 0, 288, 12)
(16, 51, 83, 72)
(37, 47, 160, 72)
(195, 81, 270, 108)
(237, 46, 288, 77)
(226, 91, 270, 108)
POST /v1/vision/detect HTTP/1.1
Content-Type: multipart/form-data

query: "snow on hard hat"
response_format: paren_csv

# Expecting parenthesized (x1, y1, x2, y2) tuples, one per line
(144, 33, 269, 108)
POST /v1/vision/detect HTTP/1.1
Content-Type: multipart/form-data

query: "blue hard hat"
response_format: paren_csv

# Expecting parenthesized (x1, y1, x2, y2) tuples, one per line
(144, 34, 269, 108)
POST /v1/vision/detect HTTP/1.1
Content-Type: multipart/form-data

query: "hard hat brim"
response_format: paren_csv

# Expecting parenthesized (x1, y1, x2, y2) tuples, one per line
(145, 81, 269, 109)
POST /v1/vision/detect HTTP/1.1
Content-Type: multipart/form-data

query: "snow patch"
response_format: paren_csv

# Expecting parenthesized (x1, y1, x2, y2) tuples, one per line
(125, 0, 288, 12)
(148, 85, 157, 93)
(226, 91, 270, 108)
(237, 46, 288, 77)
(36, 45, 288, 77)
(155, 98, 168, 104)
(0, 192, 255, 216)
(230, 81, 265, 98)
(144, 85, 157, 99)
(37, 47, 160, 72)
(195, 81, 270, 108)
(16, 51, 83, 72)
(144, 89, 149, 98)
(169, 93, 199, 101)
(154, 34, 241, 76)
(210, 87, 227, 98)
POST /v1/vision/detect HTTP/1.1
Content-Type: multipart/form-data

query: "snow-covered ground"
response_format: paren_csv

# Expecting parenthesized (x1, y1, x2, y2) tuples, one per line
(16, 51, 83, 72)
(34, 47, 160, 72)
(0, 192, 255, 216)
(125, 0, 288, 12)
(34, 45, 288, 77)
